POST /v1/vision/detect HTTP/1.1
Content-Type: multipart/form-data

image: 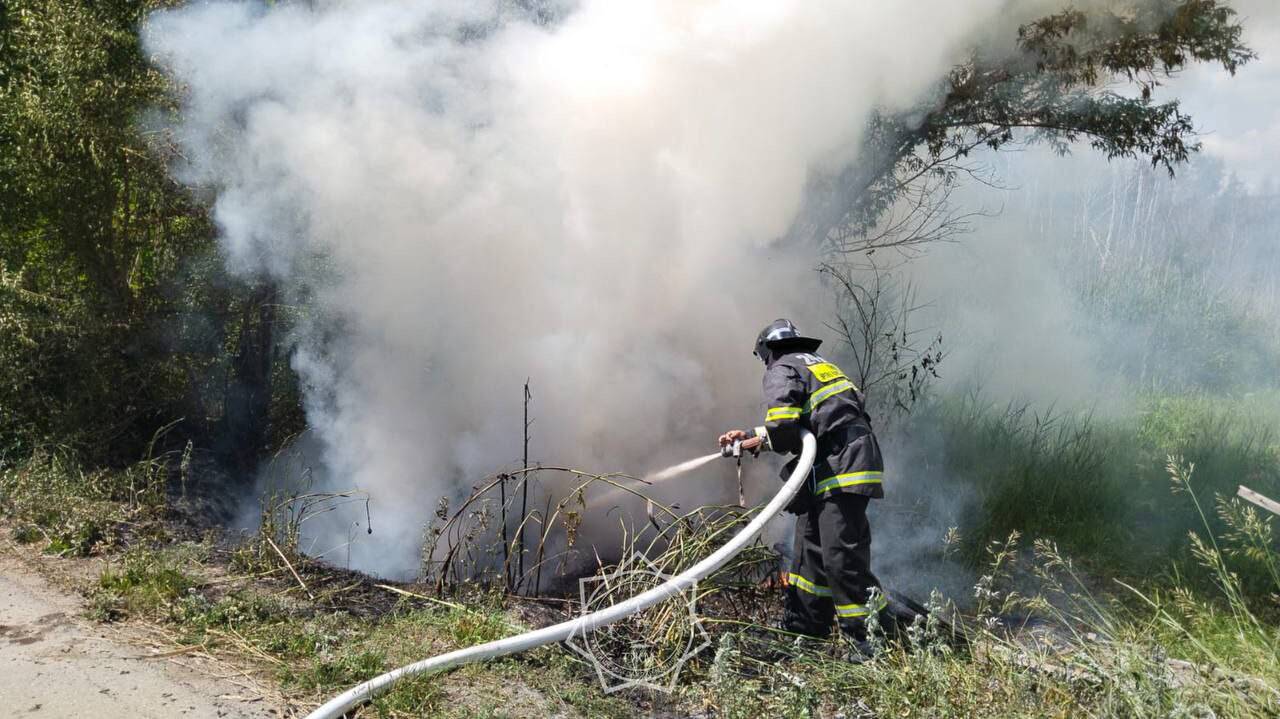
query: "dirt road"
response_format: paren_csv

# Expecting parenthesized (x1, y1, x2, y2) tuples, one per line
(0, 549, 278, 718)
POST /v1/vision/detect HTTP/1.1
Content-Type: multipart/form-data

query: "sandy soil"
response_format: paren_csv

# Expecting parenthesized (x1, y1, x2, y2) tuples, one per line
(0, 547, 280, 718)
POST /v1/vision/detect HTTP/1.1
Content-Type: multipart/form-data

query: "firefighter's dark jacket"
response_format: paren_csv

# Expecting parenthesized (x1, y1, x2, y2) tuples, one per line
(752, 351, 884, 499)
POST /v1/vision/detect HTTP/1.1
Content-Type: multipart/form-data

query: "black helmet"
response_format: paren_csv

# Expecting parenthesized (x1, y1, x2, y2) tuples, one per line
(753, 318, 822, 358)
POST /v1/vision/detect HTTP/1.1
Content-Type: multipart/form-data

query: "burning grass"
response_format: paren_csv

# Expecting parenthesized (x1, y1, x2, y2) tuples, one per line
(683, 469, 1280, 718)
(71, 517, 1280, 717)
(399, 450, 1280, 718)
(3, 392, 1278, 717)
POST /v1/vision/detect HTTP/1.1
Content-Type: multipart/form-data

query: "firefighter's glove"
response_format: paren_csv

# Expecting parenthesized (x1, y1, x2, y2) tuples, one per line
(751, 426, 771, 454)
(719, 429, 769, 456)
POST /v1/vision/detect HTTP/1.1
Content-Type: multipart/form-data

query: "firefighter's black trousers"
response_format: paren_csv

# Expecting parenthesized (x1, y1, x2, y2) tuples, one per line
(782, 493, 884, 639)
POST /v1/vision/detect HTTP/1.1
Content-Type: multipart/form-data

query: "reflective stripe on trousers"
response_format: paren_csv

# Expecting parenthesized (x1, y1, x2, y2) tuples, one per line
(835, 593, 888, 618)
(787, 572, 832, 597)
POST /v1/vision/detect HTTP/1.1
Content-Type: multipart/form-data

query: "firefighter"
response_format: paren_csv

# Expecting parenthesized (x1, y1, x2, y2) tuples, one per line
(719, 319, 887, 653)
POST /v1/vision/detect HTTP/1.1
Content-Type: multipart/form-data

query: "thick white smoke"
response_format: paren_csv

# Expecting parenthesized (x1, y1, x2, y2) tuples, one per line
(146, 0, 1058, 577)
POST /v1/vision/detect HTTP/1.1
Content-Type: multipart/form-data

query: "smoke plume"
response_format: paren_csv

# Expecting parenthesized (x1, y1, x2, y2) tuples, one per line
(145, 0, 1058, 578)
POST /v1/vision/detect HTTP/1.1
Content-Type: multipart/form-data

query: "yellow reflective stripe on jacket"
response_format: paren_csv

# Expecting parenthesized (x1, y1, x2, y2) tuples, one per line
(765, 379, 857, 425)
(814, 470, 884, 495)
(802, 379, 855, 414)
(787, 573, 832, 597)
(835, 594, 888, 618)
(766, 406, 802, 422)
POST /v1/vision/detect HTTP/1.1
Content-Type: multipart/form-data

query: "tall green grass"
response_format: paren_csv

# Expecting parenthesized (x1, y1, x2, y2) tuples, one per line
(695, 457, 1280, 718)
(901, 390, 1280, 586)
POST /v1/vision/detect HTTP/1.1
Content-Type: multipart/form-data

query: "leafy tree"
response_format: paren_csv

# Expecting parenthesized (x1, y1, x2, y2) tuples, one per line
(808, 1, 1255, 402)
(794, 0, 1255, 255)
(0, 0, 300, 468)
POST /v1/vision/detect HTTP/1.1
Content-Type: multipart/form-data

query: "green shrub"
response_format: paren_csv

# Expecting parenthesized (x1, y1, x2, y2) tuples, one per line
(0, 450, 169, 555)
(91, 547, 197, 621)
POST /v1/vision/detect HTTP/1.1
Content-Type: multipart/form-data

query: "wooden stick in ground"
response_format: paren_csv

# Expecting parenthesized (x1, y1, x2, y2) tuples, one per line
(1238, 485, 1280, 517)
(264, 535, 313, 599)
(519, 380, 532, 581)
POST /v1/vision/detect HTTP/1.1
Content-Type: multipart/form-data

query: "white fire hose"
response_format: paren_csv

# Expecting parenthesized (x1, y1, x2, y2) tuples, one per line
(305, 430, 816, 719)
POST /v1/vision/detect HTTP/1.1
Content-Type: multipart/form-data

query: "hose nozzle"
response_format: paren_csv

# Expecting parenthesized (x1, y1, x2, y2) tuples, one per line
(721, 439, 743, 459)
